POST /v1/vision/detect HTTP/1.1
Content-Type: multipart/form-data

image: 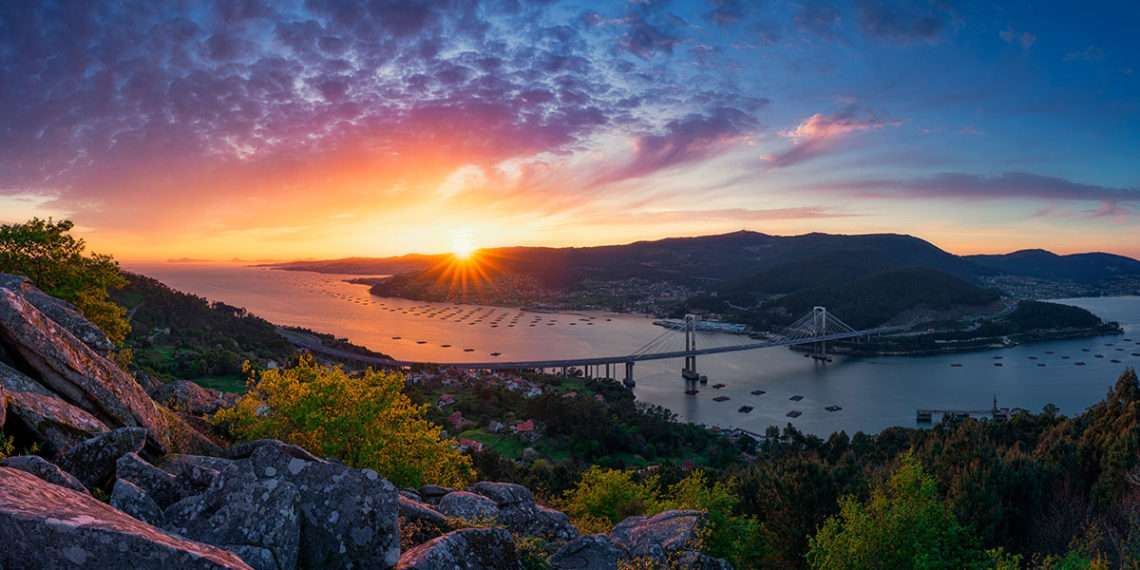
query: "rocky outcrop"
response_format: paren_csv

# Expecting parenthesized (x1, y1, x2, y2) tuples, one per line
(57, 427, 147, 489)
(111, 478, 165, 526)
(165, 461, 302, 570)
(438, 490, 499, 521)
(117, 451, 188, 508)
(0, 274, 115, 356)
(150, 380, 238, 416)
(396, 527, 520, 570)
(164, 440, 400, 570)
(608, 510, 708, 561)
(0, 467, 253, 569)
(468, 481, 578, 541)
(0, 287, 173, 451)
(0, 361, 109, 454)
(550, 534, 624, 570)
(0, 454, 89, 494)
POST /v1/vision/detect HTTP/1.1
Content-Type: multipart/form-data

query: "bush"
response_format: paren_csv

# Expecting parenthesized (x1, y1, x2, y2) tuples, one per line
(214, 354, 474, 488)
(560, 466, 658, 533)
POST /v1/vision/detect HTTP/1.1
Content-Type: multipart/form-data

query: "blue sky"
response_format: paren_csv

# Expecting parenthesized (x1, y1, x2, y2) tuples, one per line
(0, 0, 1137, 259)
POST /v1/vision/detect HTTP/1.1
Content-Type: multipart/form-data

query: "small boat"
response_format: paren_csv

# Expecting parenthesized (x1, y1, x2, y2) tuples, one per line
(750, 390, 766, 396)
(1094, 354, 1103, 358)
(950, 363, 963, 367)
(463, 348, 475, 352)
(712, 383, 726, 389)
(392, 336, 401, 340)
(825, 405, 842, 412)
(713, 396, 730, 402)
(789, 395, 804, 401)
(993, 356, 1003, 360)
(994, 363, 1003, 367)
(1037, 363, 1046, 367)
(1028, 356, 1038, 360)
(416, 340, 427, 344)
(1046, 351, 1055, 354)
(1111, 359, 1122, 363)
(738, 406, 753, 413)
(1081, 348, 1090, 352)
(490, 352, 502, 357)
(440, 344, 451, 348)
(786, 410, 802, 418)
(1076, 362, 1086, 366)
(1061, 356, 1071, 359)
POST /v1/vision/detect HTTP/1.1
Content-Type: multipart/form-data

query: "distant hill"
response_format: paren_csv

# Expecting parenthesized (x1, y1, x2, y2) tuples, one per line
(267, 232, 1138, 327)
(966, 249, 1140, 283)
(270, 231, 986, 288)
(765, 267, 1001, 329)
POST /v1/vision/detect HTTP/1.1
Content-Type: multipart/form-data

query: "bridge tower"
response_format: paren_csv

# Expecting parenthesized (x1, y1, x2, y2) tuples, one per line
(682, 314, 700, 394)
(812, 306, 831, 363)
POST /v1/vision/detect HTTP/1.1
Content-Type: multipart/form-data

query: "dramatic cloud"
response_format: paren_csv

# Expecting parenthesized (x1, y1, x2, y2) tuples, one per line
(855, 0, 955, 42)
(602, 107, 761, 183)
(767, 109, 899, 168)
(802, 172, 1140, 207)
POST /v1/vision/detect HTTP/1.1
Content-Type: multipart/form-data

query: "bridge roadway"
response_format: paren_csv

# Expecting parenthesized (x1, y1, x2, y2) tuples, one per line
(285, 327, 900, 371)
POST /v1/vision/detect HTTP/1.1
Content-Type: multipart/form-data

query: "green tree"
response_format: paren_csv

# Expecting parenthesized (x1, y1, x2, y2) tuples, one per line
(560, 466, 659, 533)
(0, 218, 129, 343)
(806, 450, 992, 570)
(214, 354, 474, 488)
(654, 469, 767, 569)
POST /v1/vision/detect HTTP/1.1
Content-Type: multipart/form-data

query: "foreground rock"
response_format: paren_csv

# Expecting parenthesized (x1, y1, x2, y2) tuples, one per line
(397, 527, 520, 570)
(0, 467, 253, 569)
(166, 440, 400, 570)
(608, 510, 709, 561)
(0, 287, 173, 451)
(165, 461, 302, 570)
(469, 481, 578, 541)
(549, 534, 624, 570)
(57, 427, 146, 489)
(111, 478, 165, 526)
(0, 274, 115, 356)
(149, 380, 239, 416)
(0, 454, 89, 494)
(0, 361, 109, 454)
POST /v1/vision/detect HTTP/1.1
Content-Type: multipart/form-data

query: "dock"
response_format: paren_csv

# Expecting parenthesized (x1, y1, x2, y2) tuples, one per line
(917, 396, 1022, 423)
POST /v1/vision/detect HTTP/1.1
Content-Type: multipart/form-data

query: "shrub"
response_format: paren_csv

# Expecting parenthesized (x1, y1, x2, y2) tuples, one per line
(214, 354, 474, 488)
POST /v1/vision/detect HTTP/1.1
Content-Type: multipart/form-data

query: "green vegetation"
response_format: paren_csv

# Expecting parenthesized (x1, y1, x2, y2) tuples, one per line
(0, 218, 129, 343)
(559, 467, 765, 568)
(112, 273, 295, 382)
(214, 355, 474, 488)
(807, 451, 996, 569)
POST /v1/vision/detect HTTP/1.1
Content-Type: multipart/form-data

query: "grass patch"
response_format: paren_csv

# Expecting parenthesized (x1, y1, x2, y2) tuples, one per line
(459, 429, 528, 459)
(193, 374, 248, 394)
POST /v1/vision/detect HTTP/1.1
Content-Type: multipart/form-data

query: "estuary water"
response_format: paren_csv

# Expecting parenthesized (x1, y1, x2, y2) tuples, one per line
(125, 262, 1140, 436)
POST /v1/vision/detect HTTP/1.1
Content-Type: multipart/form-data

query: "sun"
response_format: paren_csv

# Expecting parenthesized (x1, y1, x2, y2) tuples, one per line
(451, 231, 477, 260)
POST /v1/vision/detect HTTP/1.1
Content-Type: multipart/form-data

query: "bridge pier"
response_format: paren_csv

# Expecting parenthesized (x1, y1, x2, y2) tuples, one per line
(623, 361, 635, 388)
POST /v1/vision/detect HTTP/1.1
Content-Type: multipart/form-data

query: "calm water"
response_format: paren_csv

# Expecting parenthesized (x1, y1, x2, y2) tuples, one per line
(126, 262, 1140, 436)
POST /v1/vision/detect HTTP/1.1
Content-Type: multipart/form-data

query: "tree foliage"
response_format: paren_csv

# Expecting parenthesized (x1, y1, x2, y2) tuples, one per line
(560, 467, 765, 567)
(214, 354, 474, 488)
(0, 218, 129, 343)
(806, 450, 992, 569)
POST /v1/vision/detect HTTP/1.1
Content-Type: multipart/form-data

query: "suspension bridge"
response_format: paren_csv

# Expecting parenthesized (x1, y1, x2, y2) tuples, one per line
(284, 306, 898, 392)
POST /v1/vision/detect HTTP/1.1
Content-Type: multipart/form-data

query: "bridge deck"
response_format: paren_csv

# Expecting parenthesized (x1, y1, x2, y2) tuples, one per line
(288, 326, 898, 370)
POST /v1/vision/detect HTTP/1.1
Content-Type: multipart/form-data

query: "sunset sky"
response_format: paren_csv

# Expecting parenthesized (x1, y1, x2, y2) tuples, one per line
(1, 1, 1138, 261)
